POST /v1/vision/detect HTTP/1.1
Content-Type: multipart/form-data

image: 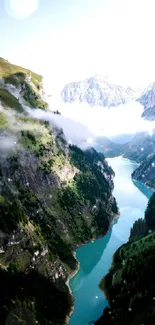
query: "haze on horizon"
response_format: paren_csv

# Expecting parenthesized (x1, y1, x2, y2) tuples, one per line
(1, 0, 155, 93)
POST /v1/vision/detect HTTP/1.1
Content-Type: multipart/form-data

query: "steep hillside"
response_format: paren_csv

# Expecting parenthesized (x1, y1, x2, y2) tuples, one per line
(132, 154, 155, 189)
(96, 193, 155, 325)
(94, 136, 123, 157)
(137, 82, 155, 120)
(0, 59, 118, 324)
(122, 131, 155, 163)
(0, 57, 48, 110)
(61, 75, 136, 107)
(118, 130, 155, 189)
(95, 132, 155, 189)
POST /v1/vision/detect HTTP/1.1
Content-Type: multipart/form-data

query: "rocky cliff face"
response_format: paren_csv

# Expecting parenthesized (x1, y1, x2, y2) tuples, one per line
(0, 58, 118, 325)
(132, 154, 155, 189)
(61, 75, 136, 107)
(121, 131, 155, 163)
(116, 131, 155, 189)
(137, 82, 155, 120)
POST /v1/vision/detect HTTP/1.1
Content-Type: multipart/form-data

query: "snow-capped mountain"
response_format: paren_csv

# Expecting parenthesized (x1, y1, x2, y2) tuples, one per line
(61, 75, 136, 107)
(137, 82, 155, 120)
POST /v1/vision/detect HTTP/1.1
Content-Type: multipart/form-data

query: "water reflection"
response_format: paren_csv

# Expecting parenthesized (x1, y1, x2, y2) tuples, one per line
(76, 228, 112, 276)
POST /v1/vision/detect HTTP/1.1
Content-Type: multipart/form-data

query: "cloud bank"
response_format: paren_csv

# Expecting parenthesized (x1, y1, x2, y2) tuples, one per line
(47, 95, 155, 137)
(23, 97, 155, 146)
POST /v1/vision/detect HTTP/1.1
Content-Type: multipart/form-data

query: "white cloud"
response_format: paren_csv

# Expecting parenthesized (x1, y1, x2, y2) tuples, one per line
(24, 105, 95, 147)
(47, 97, 155, 137)
(23, 96, 155, 148)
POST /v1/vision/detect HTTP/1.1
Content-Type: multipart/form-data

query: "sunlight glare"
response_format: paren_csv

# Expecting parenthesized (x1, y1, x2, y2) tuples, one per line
(87, 137, 93, 144)
(5, 0, 39, 19)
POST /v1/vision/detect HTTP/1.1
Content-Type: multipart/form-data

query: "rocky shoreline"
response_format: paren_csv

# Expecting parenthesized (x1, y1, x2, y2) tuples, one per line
(65, 252, 80, 325)
(72, 212, 120, 250)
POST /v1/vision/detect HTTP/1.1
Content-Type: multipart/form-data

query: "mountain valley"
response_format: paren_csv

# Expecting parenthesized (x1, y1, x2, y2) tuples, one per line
(0, 58, 118, 325)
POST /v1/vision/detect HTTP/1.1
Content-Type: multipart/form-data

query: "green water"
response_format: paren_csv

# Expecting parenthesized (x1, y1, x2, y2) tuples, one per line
(69, 157, 153, 325)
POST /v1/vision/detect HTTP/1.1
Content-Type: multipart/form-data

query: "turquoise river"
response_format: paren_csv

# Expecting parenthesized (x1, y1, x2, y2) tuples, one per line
(69, 157, 153, 325)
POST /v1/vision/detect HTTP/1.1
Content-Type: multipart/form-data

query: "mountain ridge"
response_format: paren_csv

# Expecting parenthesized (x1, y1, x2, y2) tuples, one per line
(137, 82, 155, 120)
(61, 75, 136, 107)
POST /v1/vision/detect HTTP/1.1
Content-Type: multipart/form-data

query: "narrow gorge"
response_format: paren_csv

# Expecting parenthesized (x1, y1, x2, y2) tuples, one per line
(0, 58, 118, 325)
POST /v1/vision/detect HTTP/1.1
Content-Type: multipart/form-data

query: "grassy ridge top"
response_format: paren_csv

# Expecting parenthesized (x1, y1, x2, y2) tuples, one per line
(0, 57, 42, 88)
(0, 58, 48, 109)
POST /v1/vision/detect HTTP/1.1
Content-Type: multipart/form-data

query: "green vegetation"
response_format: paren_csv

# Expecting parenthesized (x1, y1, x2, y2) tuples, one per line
(0, 60, 118, 324)
(20, 129, 51, 157)
(0, 268, 72, 325)
(97, 192, 155, 325)
(145, 192, 155, 229)
(53, 154, 65, 169)
(70, 145, 113, 202)
(129, 192, 155, 242)
(0, 196, 28, 233)
(22, 82, 48, 109)
(0, 57, 42, 89)
(0, 112, 7, 128)
(129, 218, 148, 241)
(147, 178, 155, 189)
(58, 185, 82, 211)
(0, 195, 5, 203)
(0, 57, 48, 110)
(0, 176, 75, 324)
(0, 89, 23, 112)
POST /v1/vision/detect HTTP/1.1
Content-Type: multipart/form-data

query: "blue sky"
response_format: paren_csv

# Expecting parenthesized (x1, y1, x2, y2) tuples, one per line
(1, 0, 155, 93)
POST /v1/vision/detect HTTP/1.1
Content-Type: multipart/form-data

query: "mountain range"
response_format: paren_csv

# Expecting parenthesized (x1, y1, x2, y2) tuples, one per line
(61, 75, 136, 107)
(61, 74, 155, 123)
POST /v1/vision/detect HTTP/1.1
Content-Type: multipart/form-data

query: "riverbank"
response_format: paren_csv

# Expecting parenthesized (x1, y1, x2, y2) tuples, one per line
(65, 252, 80, 325)
(98, 245, 122, 303)
(72, 212, 120, 250)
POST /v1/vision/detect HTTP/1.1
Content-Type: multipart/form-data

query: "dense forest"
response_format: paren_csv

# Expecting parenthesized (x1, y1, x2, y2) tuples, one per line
(96, 192, 155, 325)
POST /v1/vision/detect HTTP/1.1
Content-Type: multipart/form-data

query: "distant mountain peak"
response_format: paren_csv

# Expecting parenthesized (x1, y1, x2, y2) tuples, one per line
(93, 74, 108, 82)
(137, 82, 155, 120)
(61, 75, 136, 107)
